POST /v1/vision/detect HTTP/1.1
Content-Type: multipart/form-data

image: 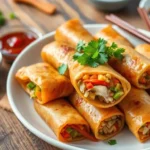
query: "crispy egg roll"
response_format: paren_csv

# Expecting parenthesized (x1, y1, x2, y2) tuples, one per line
(135, 44, 150, 59)
(55, 19, 94, 48)
(15, 63, 74, 104)
(94, 25, 133, 47)
(69, 92, 124, 140)
(95, 27, 150, 89)
(34, 99, 97, 142)
(41, 42, 74, 77)
(42, 42, 131, 108)
(119, 87, 150, 142)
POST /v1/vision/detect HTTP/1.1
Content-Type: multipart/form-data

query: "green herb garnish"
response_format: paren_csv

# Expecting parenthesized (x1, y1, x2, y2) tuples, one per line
(9, 12, 16, 19)
(58, 64, 68, 75)
(73, 38, 125, 67)
(108, 139, 117, 145)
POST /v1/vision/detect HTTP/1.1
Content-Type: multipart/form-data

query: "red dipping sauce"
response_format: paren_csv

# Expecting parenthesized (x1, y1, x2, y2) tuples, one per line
(0, 32, 36, 63)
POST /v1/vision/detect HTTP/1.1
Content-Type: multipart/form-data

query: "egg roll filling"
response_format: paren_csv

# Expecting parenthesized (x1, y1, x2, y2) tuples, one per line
(61, 125, 97, 142)
(78, 73, 124, 104)
(139, 71, 150, 87)
(26, 81, 41, 100)
(138, 123, 150, 140)
(99, 115, 122, 135)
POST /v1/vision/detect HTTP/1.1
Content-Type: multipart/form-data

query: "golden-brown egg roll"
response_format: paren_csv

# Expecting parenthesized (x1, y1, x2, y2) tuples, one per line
(55, 19, 94, 48)
(119, 87, 150, 142)
(69, 92, 124, 140)
(94, 25, 133, 47)
(95, 26, 150, 89)
(135, 44, 150, 59)
(15, 63, 74, 104)
(34, 99, 97, 142)
(42, 42, 131, 108)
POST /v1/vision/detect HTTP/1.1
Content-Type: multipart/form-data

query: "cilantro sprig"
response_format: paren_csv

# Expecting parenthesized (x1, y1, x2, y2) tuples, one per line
(108, 139, 117, 145)
(73, 38, 125, 67)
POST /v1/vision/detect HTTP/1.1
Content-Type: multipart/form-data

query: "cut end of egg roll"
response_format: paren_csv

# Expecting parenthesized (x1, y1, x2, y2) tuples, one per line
(15, 63, 74, 104)
(34, 99, 97, 142)
(70, 63, 131, 108)
(94, 25, 133, 47)
(55, 19, 94, 47)
(119, 87, 150, 142)
(69, 92, 125, 140)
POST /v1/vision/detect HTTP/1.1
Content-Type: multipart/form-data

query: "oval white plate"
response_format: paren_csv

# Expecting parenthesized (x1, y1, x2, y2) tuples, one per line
(7, 24, 150, 150)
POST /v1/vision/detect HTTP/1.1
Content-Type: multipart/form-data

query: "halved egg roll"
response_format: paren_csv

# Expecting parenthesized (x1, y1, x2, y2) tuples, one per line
(95, 27, 150, 89)
(94, 25, 133, 47)
(15, 63, 74, 104)
(69, 92, 124, 140)
(34, 98, 97, 142)
(135, 44, 150, 59)
(42, 42, 131, 108)
(119, 87, 150, 142)
(55, 19, 94, 48)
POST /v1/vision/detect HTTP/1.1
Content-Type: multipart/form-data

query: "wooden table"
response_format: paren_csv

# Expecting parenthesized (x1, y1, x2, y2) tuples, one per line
(0, 0, 146, 149)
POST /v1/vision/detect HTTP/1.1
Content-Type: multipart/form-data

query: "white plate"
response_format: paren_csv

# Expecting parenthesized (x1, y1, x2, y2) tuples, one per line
(7, 24, 150, 150)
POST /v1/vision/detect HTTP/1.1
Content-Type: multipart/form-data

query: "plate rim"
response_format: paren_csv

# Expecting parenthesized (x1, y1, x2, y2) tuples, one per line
(7, 24, 150, 150)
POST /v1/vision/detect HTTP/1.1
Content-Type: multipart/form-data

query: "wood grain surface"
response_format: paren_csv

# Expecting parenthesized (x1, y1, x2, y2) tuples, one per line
(0, 0, 146, 149)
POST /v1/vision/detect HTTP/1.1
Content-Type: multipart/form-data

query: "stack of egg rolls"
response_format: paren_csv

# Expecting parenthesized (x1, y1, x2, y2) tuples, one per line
(42, 42, 130, 108)
(16, 18, 150, 144)
(42, 20, 131, 108)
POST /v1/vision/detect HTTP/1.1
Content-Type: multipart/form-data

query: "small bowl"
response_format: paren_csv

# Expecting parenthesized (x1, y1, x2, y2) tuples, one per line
(0, 25, 42, 64)
(89, 0, 130, 12)
(139, 0, 150, 9)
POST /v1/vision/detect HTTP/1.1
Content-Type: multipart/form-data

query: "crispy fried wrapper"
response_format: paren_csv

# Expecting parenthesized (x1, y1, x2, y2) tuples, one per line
(69, 92, 124, 140)
(119, 87, 150, 142)
(16, 63, 74, 104)
(34, 98, 90, 142)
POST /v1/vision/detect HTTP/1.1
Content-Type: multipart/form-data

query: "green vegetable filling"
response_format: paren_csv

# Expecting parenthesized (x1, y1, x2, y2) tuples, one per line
(26, 82, 41, 98)
(66, 127, 81, 138)
(113, 91, 124, 100)
(27, 82, 36, 90)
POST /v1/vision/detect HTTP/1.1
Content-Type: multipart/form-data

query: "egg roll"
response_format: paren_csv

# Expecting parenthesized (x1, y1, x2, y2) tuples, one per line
(15, 63, 74, 104)
(69, 92, 124, 140)
(119, 87, 150, 142)
(95, 27, 150, 89)
(135, 44, 150, 59)
(42, 42, 131, 108)
(34, 99, 97, 142)
(94, 25, 133, 47)
(55, 19, 94, 48)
